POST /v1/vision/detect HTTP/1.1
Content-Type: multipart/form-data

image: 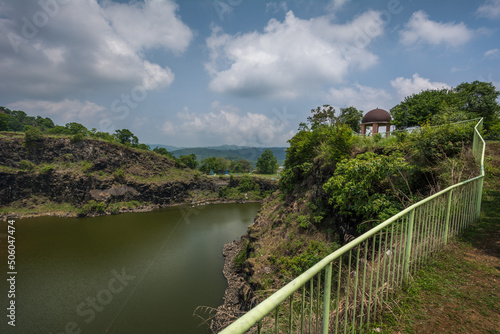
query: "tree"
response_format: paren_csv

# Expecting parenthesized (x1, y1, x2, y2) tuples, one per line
(390, 89, 454, 129)
(115, 129, 138, 146)
(65, 122, 88, 136)
(0, 113, 8, 131)
(338, 106, 363, 132)
(230, 159, 252, 173)
(256, 149, 278, 174)
(153, 146, 175, 159)
(307, 105, 336, 129)
(454, 81, 500, 133)
(179, 154, 198, 169)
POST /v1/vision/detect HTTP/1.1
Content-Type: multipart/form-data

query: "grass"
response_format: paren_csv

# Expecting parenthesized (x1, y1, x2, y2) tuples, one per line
(377, 141, 500, 334)
(0, 196, 79, 217)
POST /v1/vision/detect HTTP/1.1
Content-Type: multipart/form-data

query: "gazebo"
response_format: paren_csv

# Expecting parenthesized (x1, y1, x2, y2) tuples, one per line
(360, 108, 391, 136)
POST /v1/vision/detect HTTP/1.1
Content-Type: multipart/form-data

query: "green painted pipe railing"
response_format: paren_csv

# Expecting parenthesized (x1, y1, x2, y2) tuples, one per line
(219, 118, 485, 334)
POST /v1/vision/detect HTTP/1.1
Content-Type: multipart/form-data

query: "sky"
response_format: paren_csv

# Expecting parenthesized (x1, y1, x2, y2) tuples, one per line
(1, 0, 499, 147)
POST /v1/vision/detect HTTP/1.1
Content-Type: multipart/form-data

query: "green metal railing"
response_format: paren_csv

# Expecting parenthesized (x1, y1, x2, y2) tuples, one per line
(219, 118, 486, 334)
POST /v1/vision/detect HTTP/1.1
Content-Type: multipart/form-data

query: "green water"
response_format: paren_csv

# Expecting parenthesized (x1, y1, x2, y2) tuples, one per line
(0, 203, 261, 334)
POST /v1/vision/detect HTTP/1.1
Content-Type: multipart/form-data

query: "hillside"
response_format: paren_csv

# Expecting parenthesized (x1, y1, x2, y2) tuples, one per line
(0, 133, 277, 218)
(211, 120, 481, 331)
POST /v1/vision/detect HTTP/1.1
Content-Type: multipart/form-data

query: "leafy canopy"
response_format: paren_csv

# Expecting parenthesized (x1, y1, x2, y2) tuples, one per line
(256, 149, 278, 174)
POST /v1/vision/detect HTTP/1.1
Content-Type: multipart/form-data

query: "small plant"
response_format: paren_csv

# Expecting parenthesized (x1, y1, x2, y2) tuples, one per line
(40, 164, 55, 174)
(19, 160, 35, 172)
(297, 215, 310, 229)
(113, 168, 126, 182)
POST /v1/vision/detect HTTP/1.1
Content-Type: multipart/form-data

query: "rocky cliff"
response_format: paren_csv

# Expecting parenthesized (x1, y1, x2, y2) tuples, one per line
(0, 133, 277, 216)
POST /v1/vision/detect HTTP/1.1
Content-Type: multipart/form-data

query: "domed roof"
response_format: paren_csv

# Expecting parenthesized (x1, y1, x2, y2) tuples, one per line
(362, 108, 391, 124)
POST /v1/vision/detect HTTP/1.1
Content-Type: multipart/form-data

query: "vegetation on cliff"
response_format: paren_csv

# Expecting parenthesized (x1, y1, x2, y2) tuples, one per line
(0, 132, 277, 218)
(234, 81, 498, 299)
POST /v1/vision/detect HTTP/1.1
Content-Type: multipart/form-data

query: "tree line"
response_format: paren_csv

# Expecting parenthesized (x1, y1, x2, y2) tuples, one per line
(0, 106, 280, 174)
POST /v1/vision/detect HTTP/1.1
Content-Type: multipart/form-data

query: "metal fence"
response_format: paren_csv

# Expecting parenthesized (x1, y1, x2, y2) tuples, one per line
(219, 119, 486, 334)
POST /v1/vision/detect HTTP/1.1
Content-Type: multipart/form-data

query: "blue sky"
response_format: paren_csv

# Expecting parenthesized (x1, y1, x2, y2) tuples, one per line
(1, 0, 499, 147)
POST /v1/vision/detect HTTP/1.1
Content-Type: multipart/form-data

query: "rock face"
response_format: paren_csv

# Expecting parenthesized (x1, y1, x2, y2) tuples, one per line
(210, 240, 257, 333)
(0, 135, 277, 208)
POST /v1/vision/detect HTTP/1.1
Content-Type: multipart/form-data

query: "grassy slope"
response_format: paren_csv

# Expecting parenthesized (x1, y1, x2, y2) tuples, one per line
(379, 142, 500, 334)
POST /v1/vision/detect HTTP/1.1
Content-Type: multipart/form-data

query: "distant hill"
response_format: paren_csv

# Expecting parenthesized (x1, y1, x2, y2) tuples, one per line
(170, 146, 287, 165)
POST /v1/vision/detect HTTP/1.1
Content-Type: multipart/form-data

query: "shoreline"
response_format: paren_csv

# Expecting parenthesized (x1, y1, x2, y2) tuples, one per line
(210, 239, 256, 333)
(1, 198, 263, 220)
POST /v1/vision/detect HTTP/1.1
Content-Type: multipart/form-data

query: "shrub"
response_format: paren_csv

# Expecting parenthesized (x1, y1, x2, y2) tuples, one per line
(40, 164, 55, 174)
(19, 160, 35, 172)
(297, 215, 310, 229)
(71, 133, 85, 143)
(113, 168, 126, 182)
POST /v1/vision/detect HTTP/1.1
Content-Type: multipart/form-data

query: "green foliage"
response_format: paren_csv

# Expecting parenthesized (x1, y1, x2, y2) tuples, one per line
(297, 215, 310, 229)
(153, 146, 175, 159)
(307, 105, 336, 129)
(71, 133, 85, 143)
(113, 168, 126, 182)
(135, 143, 150, 151)
(338, 106, 363, 133)
(280, 122, 354, 192)
(179, 154, 198, 169)
(19, 160, 35, 172)
(238, 176, 259, 192)
(390, 81, 500, 137)
(229, 159, 252, 173)
(271, 239, 339, 277)
(79, 200, 107, 216)
(0, 113, 8, 131)
(199, 156, 230, 174)
(24, 125, 43, 143)
(256, 149, 278, 174)
(114, 129, 138, 146)
(40, 164, 55, 174)
(406, 122, 475, 164)
(323, 152, 411, 226)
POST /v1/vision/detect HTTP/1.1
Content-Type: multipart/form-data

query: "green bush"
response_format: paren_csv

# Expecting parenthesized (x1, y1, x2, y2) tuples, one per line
(71, 133, 85, 143)
(323, 151, 411, 228)
(19, 160, 35, 172)
(78, 200, 107, 216)
(297, 215, 310, 229)
(40, 164, 55, 174)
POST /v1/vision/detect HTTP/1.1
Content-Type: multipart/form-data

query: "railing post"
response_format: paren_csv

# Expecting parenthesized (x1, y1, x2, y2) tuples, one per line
(476, 176, 484, 219)
(403, 210, 415, 282)
(322, 262, 333, 334)
(444, 189, 453, 245)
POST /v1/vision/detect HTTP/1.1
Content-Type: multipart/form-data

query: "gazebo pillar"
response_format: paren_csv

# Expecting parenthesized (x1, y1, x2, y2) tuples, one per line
(386, 123, 391, 137)
(361, 123, 366, 135)
(372, 123, 379, 134)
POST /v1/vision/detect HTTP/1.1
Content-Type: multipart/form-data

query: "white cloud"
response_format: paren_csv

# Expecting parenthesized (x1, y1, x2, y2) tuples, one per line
(265, 2, 288, 14)
(485, 48, 500, 58)
(8, 99, 107, 124)
(0, 0, 191, 100)
(477, 0, 500, 19)
(325, 83, 393, 112)
(400, 11, 474, 47)
(390, 73, 450, 99)
(102, 0, 192, 54)
(164, 102, 294, 146)
(205, 10, 385, 99)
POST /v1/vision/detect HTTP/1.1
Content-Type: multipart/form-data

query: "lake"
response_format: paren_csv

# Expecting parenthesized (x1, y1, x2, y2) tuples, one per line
(0, 203, 261, 334)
